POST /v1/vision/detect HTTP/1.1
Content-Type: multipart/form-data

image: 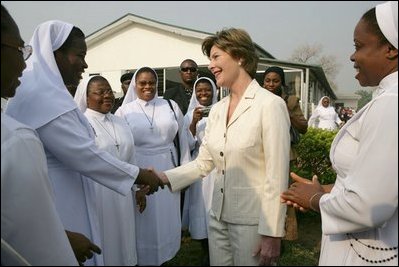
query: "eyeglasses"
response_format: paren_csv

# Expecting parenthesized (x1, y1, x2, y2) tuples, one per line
(137, 81, 156, 87)
(1, 41, 32, 61)
(180, 67, 197, 73)
(90, 89, 114, 96)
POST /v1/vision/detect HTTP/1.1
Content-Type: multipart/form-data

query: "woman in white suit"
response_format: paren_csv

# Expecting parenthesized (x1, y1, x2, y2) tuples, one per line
(159, 28, 291, 266)
(281, 1, 398, 265)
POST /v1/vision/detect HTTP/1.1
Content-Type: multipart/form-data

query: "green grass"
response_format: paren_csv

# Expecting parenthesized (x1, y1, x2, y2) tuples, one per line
(164, 212, 322, 266)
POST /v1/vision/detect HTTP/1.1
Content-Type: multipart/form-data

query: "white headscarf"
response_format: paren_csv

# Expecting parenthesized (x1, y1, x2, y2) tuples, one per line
(376, 1, 398, 49)
(315, 96, 332, 110)
(315, 95, 335, 111)
(74, 75, 100, 113)
(5, 20, 75, 129)
(121, 67, 158, 105)
(186, 77, 218, 119)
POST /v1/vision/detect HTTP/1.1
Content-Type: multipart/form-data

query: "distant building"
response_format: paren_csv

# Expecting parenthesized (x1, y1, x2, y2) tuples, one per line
(85, 13, 336, 119)
(335, 93, 361, 111)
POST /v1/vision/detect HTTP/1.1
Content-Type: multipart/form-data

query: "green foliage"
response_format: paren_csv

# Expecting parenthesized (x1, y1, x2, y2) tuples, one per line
(294, 127, 338, 184)
(355, 89, 372, 111)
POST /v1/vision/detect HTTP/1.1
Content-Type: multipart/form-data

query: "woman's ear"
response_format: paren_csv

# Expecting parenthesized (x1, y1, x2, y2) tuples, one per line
(386, 44, 398, 60)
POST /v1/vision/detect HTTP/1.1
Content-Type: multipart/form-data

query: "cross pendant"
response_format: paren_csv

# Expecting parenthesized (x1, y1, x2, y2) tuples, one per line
(115, 144, 120, 151)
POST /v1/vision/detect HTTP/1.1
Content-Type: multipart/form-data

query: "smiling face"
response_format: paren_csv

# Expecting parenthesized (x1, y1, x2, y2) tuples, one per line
(208, 45, 240, 88)
(350, 18, 392, 87)
(86, 78, 115, 114)
(195, 80, 213, 106)
(135, 70, 157, 102)
(54, 36, 88, 89)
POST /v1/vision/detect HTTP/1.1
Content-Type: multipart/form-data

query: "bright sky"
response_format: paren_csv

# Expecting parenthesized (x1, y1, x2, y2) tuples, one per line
(3, 1, 383, 94)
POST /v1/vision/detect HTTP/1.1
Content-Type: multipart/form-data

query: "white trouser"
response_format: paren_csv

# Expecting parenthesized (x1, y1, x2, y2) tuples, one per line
(208, 210, 260, 266)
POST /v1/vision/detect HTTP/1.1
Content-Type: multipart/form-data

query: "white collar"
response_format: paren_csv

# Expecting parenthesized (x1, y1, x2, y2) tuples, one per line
(85, 108, 109, 122)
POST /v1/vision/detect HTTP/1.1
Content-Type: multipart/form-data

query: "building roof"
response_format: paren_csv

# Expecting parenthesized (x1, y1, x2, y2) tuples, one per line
(86, 13, 274, 59)
(257, 58, 337, 99)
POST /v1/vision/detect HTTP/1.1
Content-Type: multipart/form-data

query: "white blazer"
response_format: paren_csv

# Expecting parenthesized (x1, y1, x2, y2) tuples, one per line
(166, 80, 290, 236)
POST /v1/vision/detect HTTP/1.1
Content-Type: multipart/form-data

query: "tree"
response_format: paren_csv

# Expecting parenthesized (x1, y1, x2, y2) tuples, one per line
(289, 43, 340, 90)
(355, 89, 372, 111)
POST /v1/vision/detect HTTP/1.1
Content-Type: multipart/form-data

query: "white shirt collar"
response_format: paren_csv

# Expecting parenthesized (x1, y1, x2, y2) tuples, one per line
(85, 108, 109, 122)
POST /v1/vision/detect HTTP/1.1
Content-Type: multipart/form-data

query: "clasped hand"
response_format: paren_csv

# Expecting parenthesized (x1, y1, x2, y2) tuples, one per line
(280, 172, 324, 211)
(135, 168, 165, 195)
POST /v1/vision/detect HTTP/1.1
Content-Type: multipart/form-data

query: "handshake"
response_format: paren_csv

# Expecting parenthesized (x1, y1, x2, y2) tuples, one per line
(135, 168, 170, 195)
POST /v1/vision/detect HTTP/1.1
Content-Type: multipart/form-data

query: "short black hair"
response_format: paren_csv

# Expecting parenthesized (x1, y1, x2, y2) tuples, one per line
(120, 72, 133, 83)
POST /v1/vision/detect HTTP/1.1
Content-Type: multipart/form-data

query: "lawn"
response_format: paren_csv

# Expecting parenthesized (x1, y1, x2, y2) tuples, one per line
(164, 211, 322, 266)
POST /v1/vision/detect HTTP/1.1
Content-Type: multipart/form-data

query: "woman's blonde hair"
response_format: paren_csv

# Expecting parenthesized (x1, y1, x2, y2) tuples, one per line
(202, 28, 259, 78)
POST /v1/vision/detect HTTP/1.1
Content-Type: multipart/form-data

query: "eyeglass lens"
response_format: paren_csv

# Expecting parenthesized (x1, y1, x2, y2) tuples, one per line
(21, 45, 33, 61)
(91, 89, 113, 96)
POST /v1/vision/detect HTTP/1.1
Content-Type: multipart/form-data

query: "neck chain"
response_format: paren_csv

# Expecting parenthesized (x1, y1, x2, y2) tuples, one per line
(93, 116, 120, 151)
(137, 102, 155, 131)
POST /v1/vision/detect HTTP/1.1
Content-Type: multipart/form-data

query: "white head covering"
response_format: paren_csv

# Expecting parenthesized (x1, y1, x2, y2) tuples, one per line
(5, 20, 76, 129)
(121, 67, 158, 105)
(376, 1, 398, 49)
(316, 96, 332, 110)
(186, 77, 218, 118)
(74, 75, 100, 113)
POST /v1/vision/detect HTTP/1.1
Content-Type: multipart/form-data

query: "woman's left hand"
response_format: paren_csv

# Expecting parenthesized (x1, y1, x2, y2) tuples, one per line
(252, 235, 281, 266)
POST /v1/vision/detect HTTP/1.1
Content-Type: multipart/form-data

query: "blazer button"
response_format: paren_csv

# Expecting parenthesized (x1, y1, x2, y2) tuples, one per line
(220, 152, 224, 157)
(221, 188, 224, 193)
(222, 170, 225, 175)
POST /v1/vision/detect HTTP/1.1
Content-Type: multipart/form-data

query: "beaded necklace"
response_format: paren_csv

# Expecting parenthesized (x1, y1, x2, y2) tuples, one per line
(347, 233, 398, 264)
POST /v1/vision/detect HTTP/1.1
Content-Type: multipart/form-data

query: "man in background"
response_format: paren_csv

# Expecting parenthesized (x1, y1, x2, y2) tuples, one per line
(111, 71, 133, 113)
(164, 59, 198, 115)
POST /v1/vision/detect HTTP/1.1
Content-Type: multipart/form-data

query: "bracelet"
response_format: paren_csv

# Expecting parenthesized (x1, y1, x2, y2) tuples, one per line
(309, 192, 324, 212)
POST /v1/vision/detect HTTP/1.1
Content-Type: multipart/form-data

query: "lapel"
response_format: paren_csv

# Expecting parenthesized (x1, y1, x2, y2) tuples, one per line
(226, 80, 257, 128)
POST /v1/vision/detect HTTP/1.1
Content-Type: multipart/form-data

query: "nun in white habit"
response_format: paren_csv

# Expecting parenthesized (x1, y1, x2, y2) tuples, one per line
(182, 77, 218, 240)
(74, 75, 141, 266)
(5, 21, 144, 266)
(115, 67, 191, 266)
(319, 3, 398, 264)
(308, 96, 342, 130)
(282, 1, 398, 265)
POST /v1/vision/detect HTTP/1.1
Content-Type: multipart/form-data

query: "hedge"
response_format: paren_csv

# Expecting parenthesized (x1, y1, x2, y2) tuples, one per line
(293, 127, 338, 185)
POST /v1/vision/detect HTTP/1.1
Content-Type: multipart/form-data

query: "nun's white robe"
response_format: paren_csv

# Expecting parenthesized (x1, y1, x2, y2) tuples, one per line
(318, 72, 398, 266)
(116, 97, 190, 265)
(84, 108, 138, 266)
(1, 112, 78, 266)
(5, 21, 140, 266)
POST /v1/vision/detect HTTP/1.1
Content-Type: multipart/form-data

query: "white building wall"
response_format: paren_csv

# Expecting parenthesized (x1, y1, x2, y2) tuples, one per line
(84, 24, 209, 93)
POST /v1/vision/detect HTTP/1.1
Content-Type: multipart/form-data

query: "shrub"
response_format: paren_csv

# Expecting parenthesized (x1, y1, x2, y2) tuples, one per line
(294, 127, 338, 184)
